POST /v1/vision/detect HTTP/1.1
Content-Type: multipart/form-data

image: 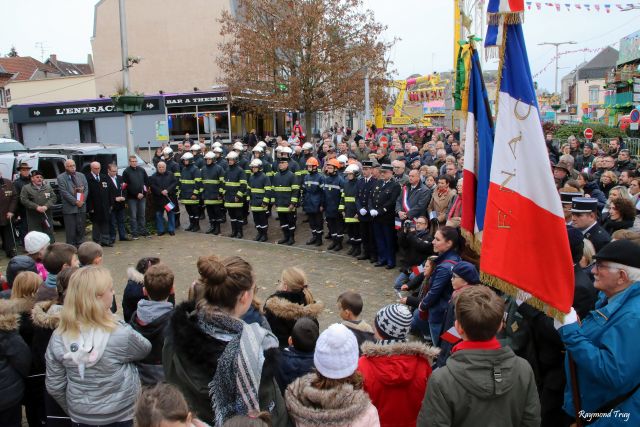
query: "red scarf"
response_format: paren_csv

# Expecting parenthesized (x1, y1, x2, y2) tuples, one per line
(448, 195, 462, 219)
(452, 336, 501, 354)
(437, 187, 449, 197)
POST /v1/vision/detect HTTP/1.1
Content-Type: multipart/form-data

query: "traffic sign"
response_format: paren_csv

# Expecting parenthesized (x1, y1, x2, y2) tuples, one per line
(583, 128, 593, 140)
(630, 108, 640, 123)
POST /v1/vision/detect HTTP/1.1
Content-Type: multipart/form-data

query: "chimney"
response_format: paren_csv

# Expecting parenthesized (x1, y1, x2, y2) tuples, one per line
(49, 54, 57, 63)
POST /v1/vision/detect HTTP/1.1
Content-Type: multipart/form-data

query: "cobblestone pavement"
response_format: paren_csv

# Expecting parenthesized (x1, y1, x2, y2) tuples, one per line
(1, 211, 400, 329)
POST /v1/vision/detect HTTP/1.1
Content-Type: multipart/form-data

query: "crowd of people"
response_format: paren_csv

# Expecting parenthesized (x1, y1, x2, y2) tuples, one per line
(0, 125, 639, 427)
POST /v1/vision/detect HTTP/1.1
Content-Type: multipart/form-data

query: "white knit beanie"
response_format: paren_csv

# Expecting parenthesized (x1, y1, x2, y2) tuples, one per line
(313, 323, 359, 379)
(24, 231, 50, 255)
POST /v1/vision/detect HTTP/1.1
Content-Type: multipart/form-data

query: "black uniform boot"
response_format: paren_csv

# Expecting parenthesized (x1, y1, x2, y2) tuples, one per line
(277, 229, 289, 244)
(254, 229, 262, 241)
(333, 236, 343, 251)
(286, 229, 295, 246)
(306, 234, 317, 245)
(213, 222, 221, 235)
(314, 232, 323, 246)
(351, 243, 361, 257)
(357, 251, 369, 260)
(346, 241, 356, 255)
(327, 236, 337, 251)
(184, 217, 193, 232)
(260, 229, 268, 242)
(206, 223, 216, 234)
(229, 222, 238, 238)
(236, 224, 243, 239)
(191, 218, 201, 232)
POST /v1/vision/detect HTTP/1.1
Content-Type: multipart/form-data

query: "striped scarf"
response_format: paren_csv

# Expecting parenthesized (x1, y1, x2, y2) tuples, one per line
(197, 309, 279, 426)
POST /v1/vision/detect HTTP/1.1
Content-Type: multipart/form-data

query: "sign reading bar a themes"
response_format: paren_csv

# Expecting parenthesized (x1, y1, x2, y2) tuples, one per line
(164, 92, 228, 107)
(28, 98, 162, 118)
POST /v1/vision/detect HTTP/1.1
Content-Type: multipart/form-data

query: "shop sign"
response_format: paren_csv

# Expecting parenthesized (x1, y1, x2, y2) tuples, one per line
(165, 92, 228, 107)
(28, 98, 161, 118)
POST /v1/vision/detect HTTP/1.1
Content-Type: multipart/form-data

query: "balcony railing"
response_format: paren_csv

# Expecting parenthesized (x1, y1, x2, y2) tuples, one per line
(604, 91, 634, 107)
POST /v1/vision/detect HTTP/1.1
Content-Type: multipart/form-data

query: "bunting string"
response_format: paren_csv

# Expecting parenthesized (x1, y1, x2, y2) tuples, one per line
(526, 2, 640, 12)
(532, 44, 621, 78)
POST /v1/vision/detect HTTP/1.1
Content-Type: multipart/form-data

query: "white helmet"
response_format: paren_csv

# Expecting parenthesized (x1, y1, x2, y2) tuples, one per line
(212, 141, 222, 149)
(213, 147, 223, 154)
(233, 141, 244, 151)
(279, 146, 293, 155)
(181, 152, 194, 160)
(163, 147, 173, 156)
(337, 154, 348, 164)
(204, 151, 215, 159)
(249, 159, 263, 168)
(252, 145, 264, 153)
(345, 164, 360, 174)
(226, 151, 239, 160)
(257, 141, 267, 148)
(191, 143, 201, 151)
(302, 142, 313, 151)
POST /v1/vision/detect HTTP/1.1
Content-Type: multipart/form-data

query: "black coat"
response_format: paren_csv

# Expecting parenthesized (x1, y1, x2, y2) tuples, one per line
(573, 264, 597, 320)
(398, 229, 434, 270)
(369, 179, 401, 224)
(263, 291, 324, 348)
(149, 171, 178, 208)
(106, 174, 126, 212)
(0, 306, 31, 410)
(122, 166, 149, 199)
(277, 347, 314, 393)
(583, 222, 611, 253)
(356, 176, 377, 222)
(86, 173, 112, 223)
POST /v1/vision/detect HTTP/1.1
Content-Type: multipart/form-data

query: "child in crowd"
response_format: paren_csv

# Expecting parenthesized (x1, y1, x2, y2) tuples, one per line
(433, 261, 480, 368)
(337, 291, 375, 352)
(223, 413, 272, 427)
(129, 263, 174, 385)
(359, 303, 438, 427)
(123, 257, 177, 322)
(277, 317, 319, 393)
(45, 266, 151, 427)
(135, 383, 211, 427)
(264, 267, 324, 347)
(24, 231, 50, 281)
(77, 241, 103, 266)
(35, 243, 79, 303)
(3, 255, 38, 299)
(418, 286, 540, 427)
(285, 323, 380, 426)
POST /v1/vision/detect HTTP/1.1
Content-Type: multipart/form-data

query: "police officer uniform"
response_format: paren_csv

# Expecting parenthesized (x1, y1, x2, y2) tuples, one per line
(570, 197, 611, 253)
(356, 161, 379, 262)
(369, 164, 401, 269)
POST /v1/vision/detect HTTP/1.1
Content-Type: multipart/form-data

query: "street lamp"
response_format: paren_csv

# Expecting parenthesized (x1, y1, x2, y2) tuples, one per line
(538, 41, 577, 96)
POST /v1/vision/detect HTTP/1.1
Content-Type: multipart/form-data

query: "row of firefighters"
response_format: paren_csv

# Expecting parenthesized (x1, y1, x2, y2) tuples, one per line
(160, 140, 398, 256)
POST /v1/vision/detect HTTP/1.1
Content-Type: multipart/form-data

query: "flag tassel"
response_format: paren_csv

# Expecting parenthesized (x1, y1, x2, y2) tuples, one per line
(487, 12, 523, 25)
(460, 228, 482, 255)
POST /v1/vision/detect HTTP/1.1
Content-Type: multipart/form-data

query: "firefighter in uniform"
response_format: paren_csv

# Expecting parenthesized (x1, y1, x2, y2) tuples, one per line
(179, 152, 203, 232)
(191, 144, 205, 169)
(302, 157, 325, 246)
(323, 158, 345, 251)
(201, 151, 225, 235)
(368, 164, 401, 269)
(251, 145, 272, 176)
(271, 151, 299, 245)
(343, 164, 362, 257)
(163, 147, 182, 227)
(356, 160, 379, 262)
(231, 141, 251, 224)
(248, 158, 272, 242)
(222, 151, 247, 238)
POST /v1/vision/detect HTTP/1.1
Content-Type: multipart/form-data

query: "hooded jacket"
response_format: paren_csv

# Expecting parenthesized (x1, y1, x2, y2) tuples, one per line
(263, 291, 324, 348)
(277, 346, 315, 393)
(418, 345, 540, 427)
(45, 321, 151, 424)
(285, 373, 380, 427)
(0, 302, 32, 411)
(359, 341, 439, 427)
(341, 320, 375, 353)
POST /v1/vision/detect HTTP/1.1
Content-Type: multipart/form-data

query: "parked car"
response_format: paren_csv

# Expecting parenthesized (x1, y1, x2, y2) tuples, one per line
(0, 138, 27, 153)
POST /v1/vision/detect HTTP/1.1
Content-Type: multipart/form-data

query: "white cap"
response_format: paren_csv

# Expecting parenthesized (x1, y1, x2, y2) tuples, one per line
(233, 141, 244, 151)
(24, 231, 50, 255)
(226, 151, 239, 160)
(204, 151, 215, 159)
(345, 164, 359, 174)
(313, 324, 359, 379)
(252, 145, 264, 153)
(163, 147, 173, 156)
(181, 152, 194, 160)
(213, 147, 223, 154)
(302, 142, 313, 151)
(212, 141, 222, 149)
(337, 154, 348, 164)
(249, 159, 262, 168)
(191, 143, 201, 151)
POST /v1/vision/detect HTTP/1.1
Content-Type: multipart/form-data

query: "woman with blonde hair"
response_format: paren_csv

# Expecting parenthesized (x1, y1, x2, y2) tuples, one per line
(263, 267, 324, 348)
(45, 266, 151, 427)
(164, 255, 287, 426)
(599, 170, 618, 197)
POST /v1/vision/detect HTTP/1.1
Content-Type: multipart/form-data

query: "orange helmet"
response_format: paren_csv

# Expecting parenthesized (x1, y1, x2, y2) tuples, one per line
(306, 157, 319, 167)
(326, 158, 341, 169)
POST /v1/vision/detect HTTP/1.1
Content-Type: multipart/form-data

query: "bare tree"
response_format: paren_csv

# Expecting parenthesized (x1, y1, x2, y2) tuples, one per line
(7, 46, 18, 57)
(218, 0, 393, 136)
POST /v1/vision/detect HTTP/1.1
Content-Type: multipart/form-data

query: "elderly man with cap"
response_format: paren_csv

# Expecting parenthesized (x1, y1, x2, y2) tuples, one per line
(0, 167, 18, 257)
(554, 240, 640, 425)
(553, 160, 572, 189)
(368, 164, 401, 269)
(13, 161, 33, 244)
(20, 169, 56, 242)
(570, 197, 611, 252)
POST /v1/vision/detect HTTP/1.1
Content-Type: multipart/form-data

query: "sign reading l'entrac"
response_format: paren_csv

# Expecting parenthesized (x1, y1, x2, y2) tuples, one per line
(28, 98, 161, 118)
(164, 92, 228, 107)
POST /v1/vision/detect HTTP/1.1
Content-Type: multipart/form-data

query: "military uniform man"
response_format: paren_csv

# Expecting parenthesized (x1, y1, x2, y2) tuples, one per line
(201, 151, 225, 235)
(356, 160, 379, 262)
(368, 164, 401, 269)
(570, 197, 611, 252)
(271, 151, 299, 245)
(19, 170, 56, 241)
(247, 158, 272, 241)
(179, 152, 203, 232)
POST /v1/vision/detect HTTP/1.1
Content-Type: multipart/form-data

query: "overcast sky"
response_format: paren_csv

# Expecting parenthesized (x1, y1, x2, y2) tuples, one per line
(1, 0, 639, 93)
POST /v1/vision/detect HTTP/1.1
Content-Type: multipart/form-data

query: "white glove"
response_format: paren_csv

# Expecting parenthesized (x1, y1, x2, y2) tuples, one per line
(515, 290, 531, 307)
(359, 208, 367, 216)
(370, 209, 379, 217)
(553, 307, 578, 330)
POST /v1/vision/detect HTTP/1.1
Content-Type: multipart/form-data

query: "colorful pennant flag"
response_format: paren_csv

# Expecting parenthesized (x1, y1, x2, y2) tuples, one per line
(481, 18, 574, 318)
(164, 201, 175, 212)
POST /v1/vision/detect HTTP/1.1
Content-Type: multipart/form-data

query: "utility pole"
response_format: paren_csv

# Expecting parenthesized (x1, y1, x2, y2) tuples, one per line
(538, 41, 577, 96)
(118, 0, 135, 156)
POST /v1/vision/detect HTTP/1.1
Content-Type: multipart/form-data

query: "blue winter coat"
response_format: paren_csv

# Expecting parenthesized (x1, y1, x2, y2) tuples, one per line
(322, 174, 345, 219)
(277, 346, 314, 393)
(302, 172, 325, 214)
(418, 249, 460, 324)
(559, 281, 640, 425)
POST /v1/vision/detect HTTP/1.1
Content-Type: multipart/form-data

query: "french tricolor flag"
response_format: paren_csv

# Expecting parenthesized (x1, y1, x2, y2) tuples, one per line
(495, 0, 525, 11)
(462, 46, 494, 252)
(480, 23, 574, 316)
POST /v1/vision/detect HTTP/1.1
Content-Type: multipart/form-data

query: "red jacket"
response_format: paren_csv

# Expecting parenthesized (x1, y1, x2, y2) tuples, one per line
(358, 341, 438, 427)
